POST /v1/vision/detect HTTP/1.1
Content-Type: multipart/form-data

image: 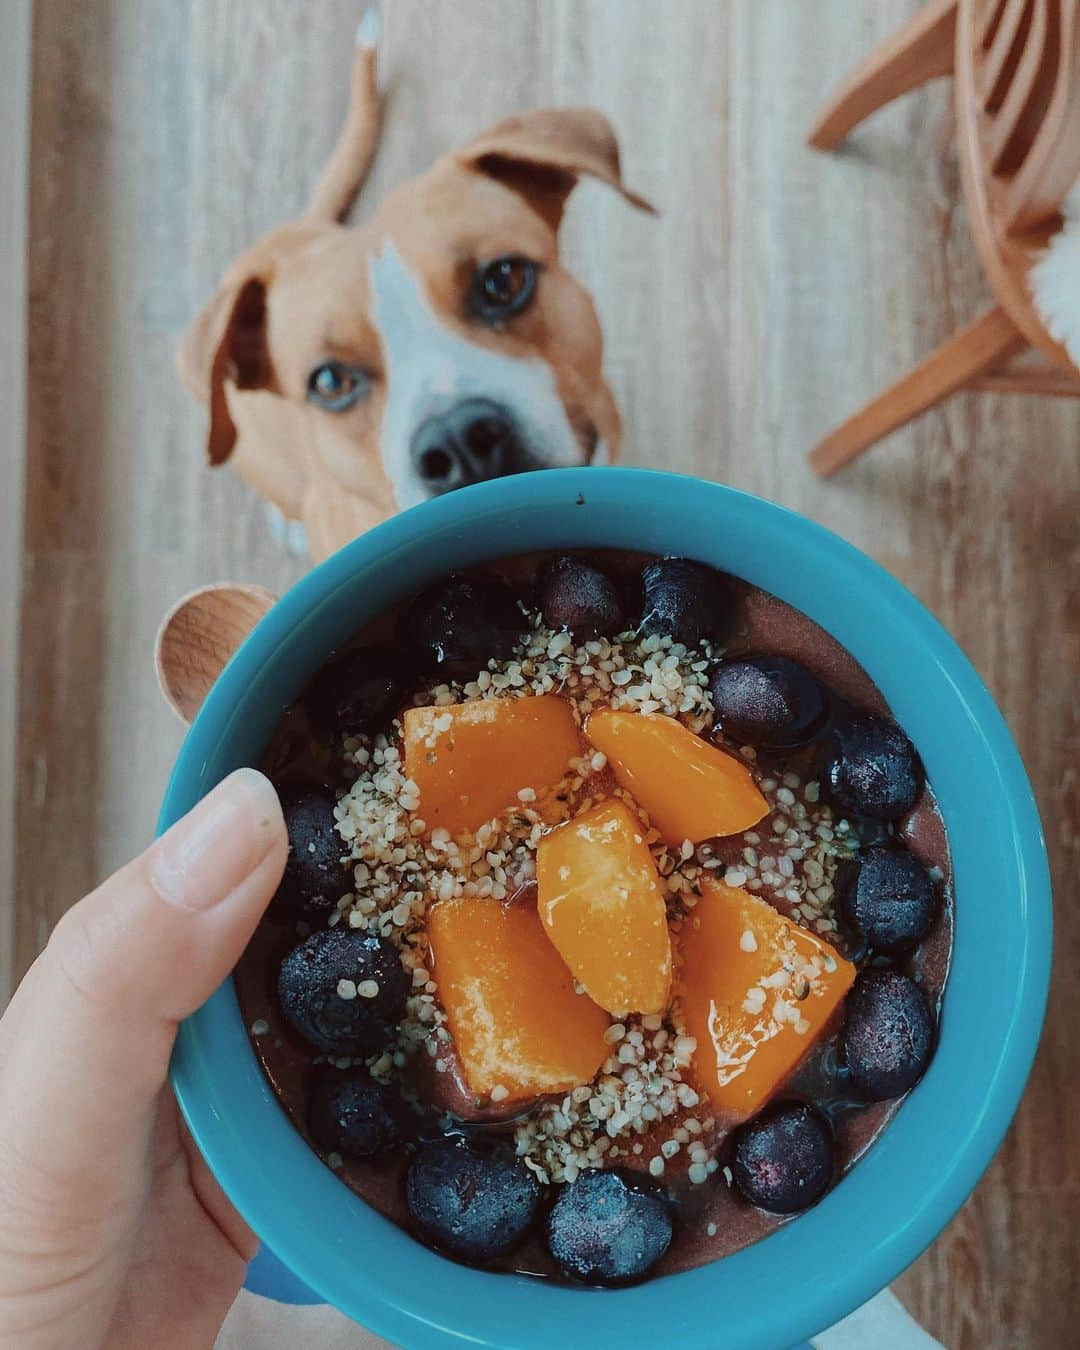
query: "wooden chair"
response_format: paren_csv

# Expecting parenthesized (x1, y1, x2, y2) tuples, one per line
(807, 0, 1080, 476)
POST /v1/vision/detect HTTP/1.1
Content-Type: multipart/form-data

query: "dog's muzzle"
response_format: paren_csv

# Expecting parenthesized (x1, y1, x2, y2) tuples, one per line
(410, 398, 536, 495)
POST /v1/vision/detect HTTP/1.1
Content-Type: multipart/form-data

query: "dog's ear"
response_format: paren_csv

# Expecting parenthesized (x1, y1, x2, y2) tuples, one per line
(178, 223, 329, 464)
(176, 276, 276, 466)
(453, 107, 655, 230)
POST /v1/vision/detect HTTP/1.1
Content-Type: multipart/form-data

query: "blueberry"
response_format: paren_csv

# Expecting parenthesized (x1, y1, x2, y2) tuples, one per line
(546, 1169, 674, 1286)
(302, 646, 401, 737)
(275, 790, 349, 914)
(278, 929, 409, 1055)
(824, 710, 924, 821)
(731, 1102, 834, 1215)
(710, 655, 828, 749)
(541, 556, 624, 641)
(840, 969, 935, 1101)
(836, 846, 938, 953)
(307, 1069, 411, 1158)
(639, 558, 732, 647)
(405, 1138, 541, 1263)
(407, 574, 526, 680)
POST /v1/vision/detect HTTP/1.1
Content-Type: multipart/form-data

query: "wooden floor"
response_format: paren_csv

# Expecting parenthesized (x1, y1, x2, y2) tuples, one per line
(6, 1, 1078, 1344)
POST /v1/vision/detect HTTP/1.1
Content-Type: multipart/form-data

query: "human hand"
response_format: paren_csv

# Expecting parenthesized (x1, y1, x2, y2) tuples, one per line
(0, 769, 288, 1350)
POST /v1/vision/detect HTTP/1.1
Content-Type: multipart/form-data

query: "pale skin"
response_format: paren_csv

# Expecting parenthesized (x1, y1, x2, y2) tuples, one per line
(0, 769, 289, 1350)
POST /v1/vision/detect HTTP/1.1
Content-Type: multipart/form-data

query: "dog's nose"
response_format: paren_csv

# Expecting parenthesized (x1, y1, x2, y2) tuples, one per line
(410, 399, 527, 494)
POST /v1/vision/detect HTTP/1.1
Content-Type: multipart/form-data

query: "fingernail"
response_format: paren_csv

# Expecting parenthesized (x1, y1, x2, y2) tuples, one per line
(151, 768, 284, 911)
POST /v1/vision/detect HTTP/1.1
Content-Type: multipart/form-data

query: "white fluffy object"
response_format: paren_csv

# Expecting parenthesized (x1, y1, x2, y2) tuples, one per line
(1031, 181, 1080, 369)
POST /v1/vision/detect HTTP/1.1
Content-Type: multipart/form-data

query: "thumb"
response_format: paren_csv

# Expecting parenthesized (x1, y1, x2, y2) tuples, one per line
(0, 768, 287, 1190)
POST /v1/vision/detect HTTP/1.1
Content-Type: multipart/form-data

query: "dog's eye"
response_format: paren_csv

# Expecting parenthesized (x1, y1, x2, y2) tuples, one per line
(469, 256, 539, 322)
(306, 361, 371, 412)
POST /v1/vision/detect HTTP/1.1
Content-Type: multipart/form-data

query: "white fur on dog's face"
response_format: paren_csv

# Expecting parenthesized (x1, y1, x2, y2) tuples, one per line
(368, 242, 586, 508)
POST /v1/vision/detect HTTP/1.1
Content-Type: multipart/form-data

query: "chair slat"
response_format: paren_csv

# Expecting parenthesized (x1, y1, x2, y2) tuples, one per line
(987, 0, 1053, 171)
(980, 0, 1035, 108)
(979, 0, 1010, 47)
(1005, 0, 1080, 230)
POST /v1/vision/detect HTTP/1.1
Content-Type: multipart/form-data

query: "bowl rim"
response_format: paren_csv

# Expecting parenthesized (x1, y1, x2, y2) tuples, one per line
(163, 468, 1051, 1350)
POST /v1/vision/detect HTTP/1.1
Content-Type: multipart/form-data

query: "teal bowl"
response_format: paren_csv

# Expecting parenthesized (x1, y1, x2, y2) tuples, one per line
(161, 468, 1051, 1350)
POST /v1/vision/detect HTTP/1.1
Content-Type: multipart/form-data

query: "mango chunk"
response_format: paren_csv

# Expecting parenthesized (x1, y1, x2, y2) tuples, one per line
(585, 709, 768, 846)
(426, 896, 609, 1102)
(537, 799, 672, 1017)
(676, 879, 855, 1119)
(403, 694, 582, 838)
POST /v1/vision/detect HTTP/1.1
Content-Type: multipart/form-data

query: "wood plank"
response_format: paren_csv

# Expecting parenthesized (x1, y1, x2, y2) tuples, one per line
(14, 0, 1080, 1343)
(0, 0, 31, 1004)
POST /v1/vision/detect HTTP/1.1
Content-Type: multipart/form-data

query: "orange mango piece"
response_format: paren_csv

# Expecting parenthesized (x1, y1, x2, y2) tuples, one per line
(536, 799, 672, 1017)
(585, 709, 768, 846)
(676, 879, 855, 1119)
(403, 694, 582, 838)
(426, 896, 609, 1103)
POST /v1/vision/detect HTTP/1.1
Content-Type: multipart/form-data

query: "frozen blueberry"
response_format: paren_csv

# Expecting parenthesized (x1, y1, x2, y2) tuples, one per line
(307, 1069, 411, 1159)
(275, 790, 349, 914)
(836, 846, 939, 953)
(731, 1102, 834, 1215)
(406, 1138, 541, 1263)
(302, 646, 402, 737)
(824, 710, 924, 821)
(406, 574, 526, 680)
(278, 929, 409, 1056)
(546, 1169, 674, 1286)
(710, 655, 828, 750)
(840, 969, 935, 1101)
(541, 556, 624, 641)
(639, 558, 732, 647)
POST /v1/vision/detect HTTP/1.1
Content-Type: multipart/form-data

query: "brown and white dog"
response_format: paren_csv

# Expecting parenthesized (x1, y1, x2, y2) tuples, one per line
(177, 9, 653, 562)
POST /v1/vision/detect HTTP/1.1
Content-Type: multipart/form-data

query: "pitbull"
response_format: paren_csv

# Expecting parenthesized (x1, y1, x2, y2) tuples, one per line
(178, 9, 653, 561)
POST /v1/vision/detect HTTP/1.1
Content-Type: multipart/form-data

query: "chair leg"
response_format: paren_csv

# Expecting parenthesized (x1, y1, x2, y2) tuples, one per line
(808, 0, 959, 152)
(809, 306, 1025, 477)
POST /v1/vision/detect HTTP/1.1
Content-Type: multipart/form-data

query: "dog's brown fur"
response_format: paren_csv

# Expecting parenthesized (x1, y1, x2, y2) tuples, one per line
(177, 26, 652, 560)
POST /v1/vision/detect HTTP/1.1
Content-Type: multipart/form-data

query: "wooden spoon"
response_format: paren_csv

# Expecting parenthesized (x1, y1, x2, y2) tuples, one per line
(156, 583, 277, 724)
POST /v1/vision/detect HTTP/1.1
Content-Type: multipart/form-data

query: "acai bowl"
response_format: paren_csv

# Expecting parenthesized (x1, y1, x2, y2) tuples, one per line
(161, 468, 1051, 1350)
